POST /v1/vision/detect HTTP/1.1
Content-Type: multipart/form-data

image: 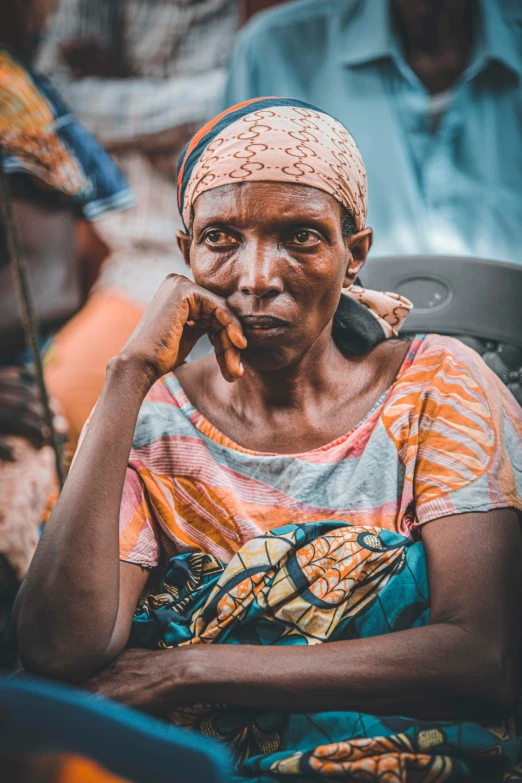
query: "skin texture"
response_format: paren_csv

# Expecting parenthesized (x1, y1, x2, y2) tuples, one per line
(15, 182, 522, 723)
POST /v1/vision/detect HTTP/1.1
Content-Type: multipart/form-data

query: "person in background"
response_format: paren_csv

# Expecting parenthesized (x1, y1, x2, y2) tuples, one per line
(222, 0, 522, 265)
(36, 0, 239, 446)
(0, 0, 132, 666)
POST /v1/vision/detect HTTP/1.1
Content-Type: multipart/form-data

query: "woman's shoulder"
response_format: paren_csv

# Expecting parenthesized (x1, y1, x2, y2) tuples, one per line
(384, 334, 522, 477)
(402, 334, 508, 393)
(388, 335, 522, 526)
(388, 333, 521, 422)
(408, 333, 488, 371)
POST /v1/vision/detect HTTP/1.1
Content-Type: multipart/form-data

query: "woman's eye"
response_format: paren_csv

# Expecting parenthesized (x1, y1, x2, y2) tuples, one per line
(287, 229, 320, 247)
(204, 230, 238, 246)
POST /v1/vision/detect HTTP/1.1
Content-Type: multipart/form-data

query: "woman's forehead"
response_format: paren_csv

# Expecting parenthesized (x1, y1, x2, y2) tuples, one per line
(192, 182, 342, 223)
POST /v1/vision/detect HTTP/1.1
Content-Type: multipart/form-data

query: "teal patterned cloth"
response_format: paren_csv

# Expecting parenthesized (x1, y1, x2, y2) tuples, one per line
(130, 521, 522, 781)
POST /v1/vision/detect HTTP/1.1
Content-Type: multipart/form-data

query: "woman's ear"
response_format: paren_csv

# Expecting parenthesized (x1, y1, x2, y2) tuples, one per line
(343, 227, 373, 287)
(176, 230, 192, 269)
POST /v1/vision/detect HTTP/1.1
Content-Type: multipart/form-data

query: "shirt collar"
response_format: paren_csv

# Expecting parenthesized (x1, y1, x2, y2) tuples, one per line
(339, 0, 521, 80)
(475, 0, 522, 80)
(338, 0, 395, 67)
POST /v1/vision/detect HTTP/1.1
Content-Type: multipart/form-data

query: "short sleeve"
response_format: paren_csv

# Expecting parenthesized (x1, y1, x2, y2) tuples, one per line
(119, 465, 160, 568)
(412, 339, 522, 525)
(75, 408, 160, 567)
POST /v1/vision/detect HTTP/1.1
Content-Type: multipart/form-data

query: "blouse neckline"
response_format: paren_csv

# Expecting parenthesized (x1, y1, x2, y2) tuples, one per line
(168, 336, 425, 458)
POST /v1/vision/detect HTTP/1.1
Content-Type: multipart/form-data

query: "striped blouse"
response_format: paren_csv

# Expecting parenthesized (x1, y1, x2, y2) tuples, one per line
(119, 335, 522, 568)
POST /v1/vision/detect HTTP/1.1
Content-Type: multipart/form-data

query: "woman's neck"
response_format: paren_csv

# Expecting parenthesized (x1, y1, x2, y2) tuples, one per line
(176, 335, 410, 454)
(230, 329, 353, 416)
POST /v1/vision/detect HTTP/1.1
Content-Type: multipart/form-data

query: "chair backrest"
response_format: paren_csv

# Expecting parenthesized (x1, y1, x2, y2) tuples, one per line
(360, 255, 522, 405)
(360, 255, 522, 347)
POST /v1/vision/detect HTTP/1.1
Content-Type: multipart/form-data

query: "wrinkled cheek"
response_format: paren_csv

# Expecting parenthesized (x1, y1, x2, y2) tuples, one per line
(305, 278, 343, 328)
(191, 255, 234, 298)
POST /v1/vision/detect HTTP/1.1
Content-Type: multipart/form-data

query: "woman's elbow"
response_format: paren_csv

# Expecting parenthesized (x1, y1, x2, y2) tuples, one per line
(476, 644, 518, 711)
(17, 626, 110, 684)
(18, 643, 96, 684)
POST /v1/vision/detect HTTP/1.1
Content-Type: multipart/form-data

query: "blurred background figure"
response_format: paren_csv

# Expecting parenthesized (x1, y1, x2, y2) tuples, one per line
(223, 0, 522, 264)
(0, 0, 132, 666)
(36, 0, 239, 446)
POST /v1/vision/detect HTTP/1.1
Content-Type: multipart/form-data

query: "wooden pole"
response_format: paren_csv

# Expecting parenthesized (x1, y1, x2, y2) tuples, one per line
(0, 154, 64, 488)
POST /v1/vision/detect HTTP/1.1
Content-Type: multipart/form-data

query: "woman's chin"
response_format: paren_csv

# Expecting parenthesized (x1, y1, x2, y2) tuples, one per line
(241, 343, 305, 372)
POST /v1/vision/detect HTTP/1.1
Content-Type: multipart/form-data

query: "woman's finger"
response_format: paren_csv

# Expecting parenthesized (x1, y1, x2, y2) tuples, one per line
(213, 344, 235, 383)
(209, 332, 233, 383)
(213, 306, 247, 350)
(177, 322, 208, 366)
(215, 326, 243, 382)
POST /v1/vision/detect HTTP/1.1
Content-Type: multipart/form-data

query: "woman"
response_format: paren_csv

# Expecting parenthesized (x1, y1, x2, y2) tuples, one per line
(16, 99, 522, 781)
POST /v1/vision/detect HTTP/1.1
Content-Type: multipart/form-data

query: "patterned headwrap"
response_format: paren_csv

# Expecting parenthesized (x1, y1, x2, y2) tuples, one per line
(177, 98, 412, 338)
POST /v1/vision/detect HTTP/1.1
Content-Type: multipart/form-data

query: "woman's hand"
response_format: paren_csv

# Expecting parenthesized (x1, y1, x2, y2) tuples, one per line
(120, 274, 247, 385)
(83, 647, 196, 714)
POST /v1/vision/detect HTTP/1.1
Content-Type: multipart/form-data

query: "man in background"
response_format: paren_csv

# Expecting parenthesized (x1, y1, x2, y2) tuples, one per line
(222, 0, 522, 264)
(36, 0, 239, 444)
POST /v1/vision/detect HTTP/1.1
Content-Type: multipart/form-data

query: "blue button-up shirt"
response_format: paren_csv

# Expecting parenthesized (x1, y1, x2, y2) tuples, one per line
(221, 0, 522, 264)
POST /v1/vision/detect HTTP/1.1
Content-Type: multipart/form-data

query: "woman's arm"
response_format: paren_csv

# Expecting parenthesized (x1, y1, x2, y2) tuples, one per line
(85, 509, 522, 720)
(15, 275, 246, 682)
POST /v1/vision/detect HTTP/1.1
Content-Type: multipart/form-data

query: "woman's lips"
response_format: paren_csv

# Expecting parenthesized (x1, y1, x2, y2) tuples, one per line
(240, 315, 290, 340)
(240, 315, 290, 330)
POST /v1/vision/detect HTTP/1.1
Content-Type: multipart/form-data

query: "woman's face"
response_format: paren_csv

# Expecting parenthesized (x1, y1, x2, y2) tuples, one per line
(178, 182, 372, 370)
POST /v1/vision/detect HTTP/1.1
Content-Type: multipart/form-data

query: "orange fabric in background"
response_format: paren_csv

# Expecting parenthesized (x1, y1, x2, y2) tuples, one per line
(45, 290, 144, 447)
(56, 755, 128, 783)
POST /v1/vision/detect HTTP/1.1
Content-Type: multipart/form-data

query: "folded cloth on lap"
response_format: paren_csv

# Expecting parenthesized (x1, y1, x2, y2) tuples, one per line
(129, 521, 522, 782)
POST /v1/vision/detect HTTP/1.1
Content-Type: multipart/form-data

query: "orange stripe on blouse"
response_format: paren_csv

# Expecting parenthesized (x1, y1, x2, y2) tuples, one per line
(119, 498, 150, 559)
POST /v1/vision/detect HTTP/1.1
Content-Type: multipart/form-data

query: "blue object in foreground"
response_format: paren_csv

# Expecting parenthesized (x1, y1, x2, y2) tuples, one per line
(0, 672, 231, 783)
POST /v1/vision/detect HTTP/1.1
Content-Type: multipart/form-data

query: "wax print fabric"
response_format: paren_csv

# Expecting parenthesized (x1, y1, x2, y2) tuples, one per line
(129, 520, 522, 781)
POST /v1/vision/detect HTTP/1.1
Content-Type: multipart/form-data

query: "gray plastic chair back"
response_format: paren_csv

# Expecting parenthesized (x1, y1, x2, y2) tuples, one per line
(360, 255, 522, 404)
(360, 255, 522, 346)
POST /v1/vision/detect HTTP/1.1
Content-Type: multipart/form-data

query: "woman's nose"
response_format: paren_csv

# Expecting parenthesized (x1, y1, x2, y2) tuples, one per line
(237, 245, 284, 298)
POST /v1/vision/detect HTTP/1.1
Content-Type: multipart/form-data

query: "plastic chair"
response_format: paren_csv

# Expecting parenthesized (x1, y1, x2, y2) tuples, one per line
(360, 255, 522, 405)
